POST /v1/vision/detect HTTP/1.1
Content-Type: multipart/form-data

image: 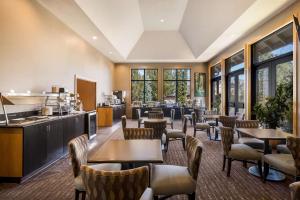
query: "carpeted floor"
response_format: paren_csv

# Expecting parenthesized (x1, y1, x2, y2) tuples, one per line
(0, 120, 293, 200)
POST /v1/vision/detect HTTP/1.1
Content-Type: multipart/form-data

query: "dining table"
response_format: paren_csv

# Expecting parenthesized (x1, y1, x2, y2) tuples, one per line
(236, 127, 291, 181)
(88, 139, 164, 164)
(141, 117, 171, 124)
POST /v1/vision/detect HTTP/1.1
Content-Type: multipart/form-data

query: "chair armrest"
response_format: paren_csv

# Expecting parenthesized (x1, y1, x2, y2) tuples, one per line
(290, 182, 300, 200)
(139, 188, 153, 200)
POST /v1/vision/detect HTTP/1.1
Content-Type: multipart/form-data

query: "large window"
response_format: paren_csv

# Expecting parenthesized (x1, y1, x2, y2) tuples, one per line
(211, 64, 221, 112)
(163, 69, 191, 103)
(225, 50, 245, 116)
(252, 23, 293, 105)
(131, 69, 158, 102)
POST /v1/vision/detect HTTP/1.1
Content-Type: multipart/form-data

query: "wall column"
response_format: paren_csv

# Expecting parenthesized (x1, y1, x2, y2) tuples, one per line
(220, 60, 226, 115)
(244, 44, 252, 120)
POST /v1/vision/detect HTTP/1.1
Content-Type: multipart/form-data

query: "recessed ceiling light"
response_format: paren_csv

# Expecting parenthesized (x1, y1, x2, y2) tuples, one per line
(160, 19, 165, 23)
(109, 51, 113, 55)
(92, 36, 98, 40)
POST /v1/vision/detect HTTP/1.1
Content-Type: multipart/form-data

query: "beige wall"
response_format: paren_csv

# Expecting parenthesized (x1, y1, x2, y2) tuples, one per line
(114, 63, 208, 117)
(0, 0, 114, 112)
(207, 1, 300, 136)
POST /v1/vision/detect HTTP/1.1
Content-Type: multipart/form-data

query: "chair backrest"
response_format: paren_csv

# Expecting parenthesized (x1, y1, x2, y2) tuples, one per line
(68, 134, 88, 177)
(123, 128, 154, 140)
(220, 127, 234, 156)
(205, 110, 218, 115)
(182, 117, 188, 134)
(144, 121, 166, 140)
(148, 112, 164, 119)
(236, 120, 259, 138)
(219, 115, 237, 128)
(287, 136, 300, 174)
(136, 109, 141, 119)
(191, 112, 197, 126)
(290, 182, 300, 200)
(236, 112, 245, 120)
(151, 108, 162, 112)
(170, 109, 175, 121)
(121, 115, 127, 130)
(186, 135, 203, 180)
(81, 165, 149, 200)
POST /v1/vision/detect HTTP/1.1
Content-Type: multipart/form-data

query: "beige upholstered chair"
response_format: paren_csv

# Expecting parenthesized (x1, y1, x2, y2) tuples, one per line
(121, 115, 126, 130)
(191, 112, 210, 140)
(165, 117, 188, 151)
(123, 128, 154, 140)
(290, 182, 300, 200)
(144, 120, 166, 140)
(214, 115, 237, 141)
(180, 107, 192, 125)
(151, 135, 203, 200)
(220, 127, 262, 177)
(236, 120, 264, 150)
(277, 144, 291, 154)
(169, 109, 175, 129)
(263, 136, 300, 182)
(68, 135, 121, 200)
(81, 165, 152, 200)
(148, 112, 164, 119)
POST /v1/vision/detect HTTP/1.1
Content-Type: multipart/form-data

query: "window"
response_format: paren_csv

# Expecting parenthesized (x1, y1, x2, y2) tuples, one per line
(131, 69, 158, 102)
(252, 23, 293, 105)
(225, 50, 245, 116)
(211, 64, 221, 112)
(163, 69, 191, 103)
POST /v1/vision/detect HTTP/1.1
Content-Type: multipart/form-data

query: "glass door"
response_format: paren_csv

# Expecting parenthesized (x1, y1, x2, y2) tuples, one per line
(227, 71, 244, 115)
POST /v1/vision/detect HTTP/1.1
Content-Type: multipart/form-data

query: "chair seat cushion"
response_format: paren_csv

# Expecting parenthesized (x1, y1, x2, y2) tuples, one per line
(74, 163, 122, 191)
(195, 123, 210, 129)
(276, 144, 291, 154)
(263, 154, 296, 176)
(151, 165, 196, 196)
(165, 129, 185, 138)
(238, 137, 264, 150)
(139, 188, 153, 200)
(228, 144, 262, 161)
(206, 120, 216, 126)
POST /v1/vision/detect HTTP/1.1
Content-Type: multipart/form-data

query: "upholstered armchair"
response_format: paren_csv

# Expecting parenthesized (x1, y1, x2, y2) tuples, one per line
(144, 121, 167, 146)
(68, 135, 121, 200)
(165, 117, 188, 151)
(191, 112, 211, 139)
(121, 115, 126, 130)
(290, 181, 300, 200)
(263, 136, 300, 182)
(123, 128, 154, 140)
(236, 120, 265, 150)
(148, 112, 164, 119)
(220, 127, 262, 177)
(151, 135, 203, 200)
(81, 165, 152, 200)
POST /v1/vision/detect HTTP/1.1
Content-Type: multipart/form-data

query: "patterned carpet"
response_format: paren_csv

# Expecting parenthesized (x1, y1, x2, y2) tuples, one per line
(0, 120, 293, 200)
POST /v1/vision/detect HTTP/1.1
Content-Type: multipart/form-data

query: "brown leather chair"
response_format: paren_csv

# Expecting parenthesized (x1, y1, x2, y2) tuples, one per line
(165, 117, 188, 151)
(68, 135, 121, 200)
(81, 165, 152, 200)
(220, 127, 262, 177)
(123, 128, 154, 140)
(151, 135, 203, 200)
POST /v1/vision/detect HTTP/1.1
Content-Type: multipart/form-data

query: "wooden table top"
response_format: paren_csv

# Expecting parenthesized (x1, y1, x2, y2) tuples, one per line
(88, 139, 163, 164)
(141, 117, 171, 123)
(203, 115, 220, 119)
(236, 128, 291, 140)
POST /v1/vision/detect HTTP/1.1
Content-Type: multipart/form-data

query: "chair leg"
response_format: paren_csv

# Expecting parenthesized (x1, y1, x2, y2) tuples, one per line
(75, 189, 80, 200)
(257, 160, 263, 178)
(227, 158, 232, 177)
(81, 192, 86, 200)
(182, 138, 186, 150)
(207, 128, 211, 140)
(154, 196, 159, 200)
(222, 155, 226, 171)
(188, 192, 195, 200)
(263, 162, 269, 183)
(193, 128, 196, 137)
(243, 161, 247, 168)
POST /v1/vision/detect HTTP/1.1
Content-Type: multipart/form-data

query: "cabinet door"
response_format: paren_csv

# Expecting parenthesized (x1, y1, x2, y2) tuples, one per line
(74, 115, 85, 137)
(46, 121, 63, 162)
(23, 125, 47, 176)
(62, 117, 74, 154)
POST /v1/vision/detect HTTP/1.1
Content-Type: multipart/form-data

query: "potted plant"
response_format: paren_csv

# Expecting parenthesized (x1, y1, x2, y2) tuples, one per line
(212, 94, 221, 114)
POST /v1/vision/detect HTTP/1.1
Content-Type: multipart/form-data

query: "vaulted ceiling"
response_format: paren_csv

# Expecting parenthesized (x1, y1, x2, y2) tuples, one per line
(37, 0, 295, 63)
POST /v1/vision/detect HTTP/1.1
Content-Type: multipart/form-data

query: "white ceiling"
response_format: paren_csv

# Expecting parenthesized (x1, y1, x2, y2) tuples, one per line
(37, 0, 296, 63)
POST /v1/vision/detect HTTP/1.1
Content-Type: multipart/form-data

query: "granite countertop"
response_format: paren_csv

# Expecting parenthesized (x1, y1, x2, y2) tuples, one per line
(0, 112, 86, 128)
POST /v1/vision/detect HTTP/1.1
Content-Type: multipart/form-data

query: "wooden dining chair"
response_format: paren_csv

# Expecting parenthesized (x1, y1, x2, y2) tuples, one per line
(68, 135, 121, 200)
(220, 127, 262, 177)
(144, 121, 167, 147)
(290, 181, 300, 200)
(81, 165, 152, 200)
(151, 135, 203, 200)
(165, 117, 188, 151)
(148, 112, 164, 119)
(151, 108, 162, 112)
(192, 112, 211, 140)
(123, 128, 154, 140)
(121, 115, 127, 130)
(169, 108, 175, 129)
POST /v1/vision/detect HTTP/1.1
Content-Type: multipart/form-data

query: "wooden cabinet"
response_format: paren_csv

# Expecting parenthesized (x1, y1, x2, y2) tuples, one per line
(97, 107, 113, 127)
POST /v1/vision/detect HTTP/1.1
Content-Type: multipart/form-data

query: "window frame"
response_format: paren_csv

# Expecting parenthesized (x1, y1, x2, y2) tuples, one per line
(131, 69, 158, 103)
(163, 68, 191, 102)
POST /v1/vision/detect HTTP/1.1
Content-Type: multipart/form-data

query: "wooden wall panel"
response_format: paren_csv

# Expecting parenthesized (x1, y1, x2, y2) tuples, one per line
(76, 78, 96, 112)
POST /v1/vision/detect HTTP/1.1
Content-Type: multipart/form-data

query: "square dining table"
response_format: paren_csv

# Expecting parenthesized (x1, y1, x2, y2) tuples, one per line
(236, 128, 291, 181)
(88, 139, 164, 164)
